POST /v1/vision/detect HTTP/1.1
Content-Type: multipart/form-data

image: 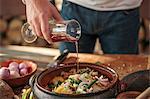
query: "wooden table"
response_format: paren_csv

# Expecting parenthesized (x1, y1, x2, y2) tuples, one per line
(1, 46, 149, 97)
(64, 54, 149, 79)
(12, 53, 150, 97)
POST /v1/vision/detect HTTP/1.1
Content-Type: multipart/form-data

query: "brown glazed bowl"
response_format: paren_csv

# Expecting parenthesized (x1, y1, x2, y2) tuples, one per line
(0, 59, 37, 88)
(116, 91, 141, 99)
(30, 63, 119, 99)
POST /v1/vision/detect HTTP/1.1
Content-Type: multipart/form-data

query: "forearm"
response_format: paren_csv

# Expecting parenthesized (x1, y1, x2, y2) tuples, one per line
(22, 0, 51, 5)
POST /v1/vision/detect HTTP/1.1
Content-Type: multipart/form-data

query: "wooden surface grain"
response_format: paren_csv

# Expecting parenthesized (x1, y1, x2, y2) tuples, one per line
(64, 54, 149, 79)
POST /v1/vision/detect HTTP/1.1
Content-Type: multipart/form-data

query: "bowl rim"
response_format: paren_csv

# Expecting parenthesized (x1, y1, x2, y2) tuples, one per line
(35, 62, 119, 98)
(116, 91, 141, 99)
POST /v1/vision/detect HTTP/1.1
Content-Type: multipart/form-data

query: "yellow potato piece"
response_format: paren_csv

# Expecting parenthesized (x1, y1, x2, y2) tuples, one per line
(54, 86, 64, 93)
(54, 86, 73, 94)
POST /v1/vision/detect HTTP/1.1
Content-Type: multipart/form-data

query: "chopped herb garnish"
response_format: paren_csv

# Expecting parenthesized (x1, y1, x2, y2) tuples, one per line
(88, 79, 98, 89)
(69, 78, 82, 84)
(48, 83, 56, 88)
(56, 81, 62, 87)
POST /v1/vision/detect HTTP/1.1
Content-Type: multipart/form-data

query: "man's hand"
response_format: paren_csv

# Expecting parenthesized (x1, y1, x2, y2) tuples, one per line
(25, 0, 63, 43)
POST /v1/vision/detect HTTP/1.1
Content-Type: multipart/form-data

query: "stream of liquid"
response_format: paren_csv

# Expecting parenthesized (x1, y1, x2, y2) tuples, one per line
(75, 41, 79, 72)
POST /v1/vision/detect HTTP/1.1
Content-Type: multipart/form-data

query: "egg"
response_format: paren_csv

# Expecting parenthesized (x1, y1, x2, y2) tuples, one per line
(20, 68, 28, 76)
(9, 62, 19, 68)
(8, 62, 19, 73)
(0, 67, 10, 79)
(19, 62, 28, 70)
(10, 71, 20, 78)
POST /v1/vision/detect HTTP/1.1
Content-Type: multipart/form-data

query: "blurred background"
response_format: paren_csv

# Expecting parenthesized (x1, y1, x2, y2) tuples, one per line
(0, 0, 149, 55)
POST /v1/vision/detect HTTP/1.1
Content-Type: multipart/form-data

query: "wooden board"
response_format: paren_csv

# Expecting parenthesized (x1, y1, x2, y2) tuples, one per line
(64, 53, 149, 79)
